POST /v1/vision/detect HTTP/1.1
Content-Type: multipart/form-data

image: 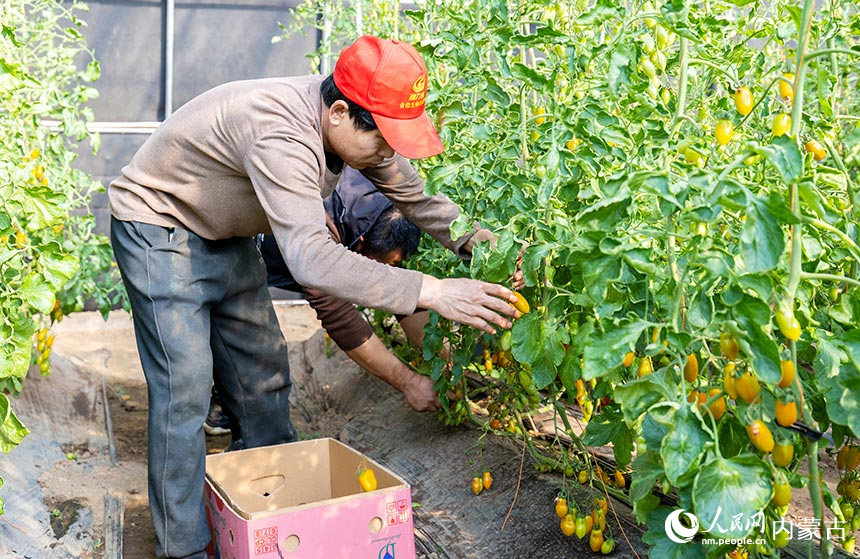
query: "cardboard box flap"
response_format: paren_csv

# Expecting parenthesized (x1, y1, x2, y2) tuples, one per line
(206, 438, 405, 520)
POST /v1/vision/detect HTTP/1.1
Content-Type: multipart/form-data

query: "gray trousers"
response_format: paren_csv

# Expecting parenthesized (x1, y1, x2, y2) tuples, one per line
(110, 218, 297, 559)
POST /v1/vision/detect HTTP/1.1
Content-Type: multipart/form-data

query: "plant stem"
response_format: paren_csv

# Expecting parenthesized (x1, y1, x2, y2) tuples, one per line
(803, 217, 860, 261)
(799, 272, 860, 289)
(687, 57, 736, 84)
(803, 47, 860, 63)
(792, 1, 827, 552)
(671, 37, 690, 133)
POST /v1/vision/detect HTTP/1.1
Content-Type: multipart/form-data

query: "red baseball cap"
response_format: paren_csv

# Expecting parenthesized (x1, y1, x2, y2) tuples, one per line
(333, 35, 444, 160)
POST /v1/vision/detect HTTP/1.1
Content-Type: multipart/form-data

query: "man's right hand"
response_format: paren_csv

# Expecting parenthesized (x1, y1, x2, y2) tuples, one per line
(418, 276, 519, 334)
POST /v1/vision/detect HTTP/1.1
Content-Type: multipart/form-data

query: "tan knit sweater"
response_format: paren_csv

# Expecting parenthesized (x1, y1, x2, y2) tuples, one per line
(109, 75, 466, 315)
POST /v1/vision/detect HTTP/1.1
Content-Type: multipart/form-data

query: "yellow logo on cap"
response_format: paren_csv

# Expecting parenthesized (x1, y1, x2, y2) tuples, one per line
(412, 76, 426, 93)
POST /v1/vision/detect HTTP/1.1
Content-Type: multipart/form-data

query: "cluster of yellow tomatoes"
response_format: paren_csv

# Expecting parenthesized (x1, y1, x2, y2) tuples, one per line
(835, 444, 860, 554)
(556, 494, 615, 554)
(33, 326, 55, 375)
(672, 68, 828, 168)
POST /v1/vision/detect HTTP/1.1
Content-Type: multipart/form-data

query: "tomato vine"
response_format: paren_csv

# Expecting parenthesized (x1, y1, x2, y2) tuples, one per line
(289, 0, 860, 555)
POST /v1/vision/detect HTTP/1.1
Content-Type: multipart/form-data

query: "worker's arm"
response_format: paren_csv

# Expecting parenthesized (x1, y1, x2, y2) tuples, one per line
(303, 286, 438, 411)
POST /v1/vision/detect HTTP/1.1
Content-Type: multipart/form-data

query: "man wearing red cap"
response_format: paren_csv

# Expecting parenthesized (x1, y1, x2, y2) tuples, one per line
(108, 35, 517, 558)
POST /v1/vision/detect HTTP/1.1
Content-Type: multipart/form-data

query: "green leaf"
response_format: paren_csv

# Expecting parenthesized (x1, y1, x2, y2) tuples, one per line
(692, 454, 773, 539)
(630, 451, 664, 523)
(739, 194, 786, 273)
(40, 249, 79, 290)
(0, 320, 35, 381)
(607, 49, 631, 96)
(0, 393, 29, 454)
(81, 59, 100, 82)
(643, 507, 706, 558)
(752, 135, 803, 184)
(510, 63, 548, 89)
(470, 233, 516, 283)
(511, 313, 567, 389)
(582, 407, 626, 446)
(2, 24, 23, 47)
(614, 377, 667, 421)
(426, 160, 465, 195)
(20, 273, 55, 314)
(576, 4, 621, 25)
(820, 332, 860, 437)
(583, 320, 649, 381)
(660, 405, 709, 485)
(734, 296, 782, 384)
(614, 426, 634, 467)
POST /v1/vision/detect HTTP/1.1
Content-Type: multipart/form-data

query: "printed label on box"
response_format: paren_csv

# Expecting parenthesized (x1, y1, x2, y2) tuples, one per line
(254, 526, 278, 555)
(386, 500, 410, 526)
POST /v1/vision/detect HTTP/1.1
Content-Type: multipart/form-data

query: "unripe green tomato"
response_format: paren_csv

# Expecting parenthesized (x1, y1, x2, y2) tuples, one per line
(639, 57, 657, 79)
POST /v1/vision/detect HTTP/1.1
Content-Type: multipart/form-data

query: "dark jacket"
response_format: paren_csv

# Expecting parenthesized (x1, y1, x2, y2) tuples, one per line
(260, 167, 403, 351)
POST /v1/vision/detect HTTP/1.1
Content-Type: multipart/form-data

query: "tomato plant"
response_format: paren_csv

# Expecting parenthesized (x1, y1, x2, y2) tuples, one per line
(408, 0, 860, 552)
(286, 0, 860, 554)
(0, 0, 126, 515)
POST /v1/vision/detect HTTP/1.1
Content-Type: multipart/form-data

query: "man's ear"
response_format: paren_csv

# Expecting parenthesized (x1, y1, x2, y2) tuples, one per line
(355, 236, 364, 253)
(328, 100, 350, 127)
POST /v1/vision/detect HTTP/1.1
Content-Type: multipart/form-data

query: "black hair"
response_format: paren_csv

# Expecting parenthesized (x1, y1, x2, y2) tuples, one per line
(321, 74, 378, 132)
(361, 206, 421, 262)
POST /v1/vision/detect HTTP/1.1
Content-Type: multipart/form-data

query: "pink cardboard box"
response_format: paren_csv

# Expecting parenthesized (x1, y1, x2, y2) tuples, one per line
(204, 438, 416, 559)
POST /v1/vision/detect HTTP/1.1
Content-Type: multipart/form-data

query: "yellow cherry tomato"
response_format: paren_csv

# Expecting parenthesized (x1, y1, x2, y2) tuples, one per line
(482, 470, 493, 490)
(561, 513, 576, 536)
(556, 497, 569, 519)
(511, 291, 530, 314)
(734, 87, 754, 116)
(637, 356, 653, 378)
(779, 359, 796, 388)
(776, 307, 801, 341)
(778, 73, 795, 102)
(720, 332, 739, 360)
(735, 371, 761, 404)
(805, 140, 826, 161)
(775, 399, 798, 427)
(622, 351, 635, 368)
(707, 388, 726, 421)
(723, 363, 738, 400)
(715, 119, 733, 146)
(684, 353, 699, 383)
(471, 477, 483, 495)
(772, 482, 791, 507)
(773, 442, 794, 468)
(747, 420, 775, 453)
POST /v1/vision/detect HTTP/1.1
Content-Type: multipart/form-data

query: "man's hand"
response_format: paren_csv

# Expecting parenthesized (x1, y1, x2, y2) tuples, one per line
(418, 276, 519, 334)
(399, 371, 439, 412)
(345, 334, 440, 412)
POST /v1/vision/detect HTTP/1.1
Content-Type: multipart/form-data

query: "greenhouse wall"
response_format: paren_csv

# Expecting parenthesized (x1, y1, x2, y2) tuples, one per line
(68, 0, 318, 235)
